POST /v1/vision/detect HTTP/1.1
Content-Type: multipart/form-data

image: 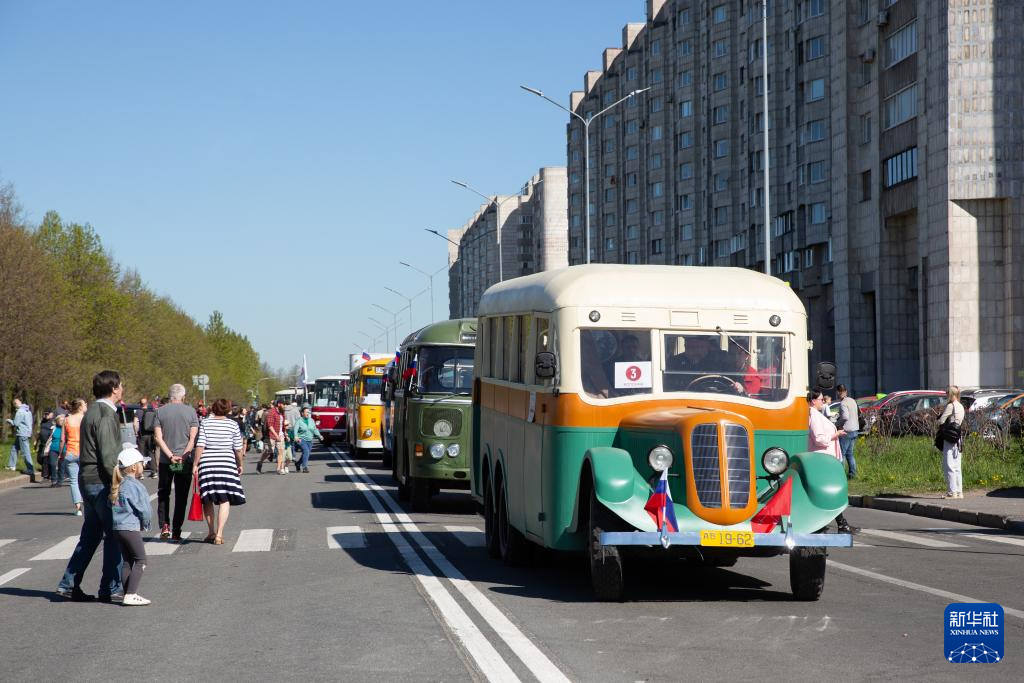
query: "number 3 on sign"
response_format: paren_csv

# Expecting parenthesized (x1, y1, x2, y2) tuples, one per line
(614, 361, 652, 389)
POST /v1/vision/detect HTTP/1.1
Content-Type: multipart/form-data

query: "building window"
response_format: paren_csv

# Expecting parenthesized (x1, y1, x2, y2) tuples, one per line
(627, 251, 640, 264)
(605, 237, 616, 250)
(627, 66, 638, 81)
(804, 247, 815, 268)
(652, 210, 664, 226)
(626, 119, 638, 135)
(804, 119, 826, 143)
(808, 161, 827, 183)
(860, 113, 871, 143)
(883, 147, 918, 187)
(806, 78, 825, 101)
(571, 214, 581, 228)
(680, 223, 694, 240)
(604, 115, 616, 128)
(680, 100, 693, 118)
(603, 91, 615, 106)
(626, 145, 638, 160)
(678, 40, 693, 57)
(626, 198, 638, 214)
(649, 181, 664, 198)
(651, 126, 663, 141)
(810, 202, 827, 224)
(678, 162, 693, 180)
(712, 4, 727, 23)
(714, 174, 728, 191)
(650, 238, 664, 255)
(713, 39, 728, 58)
(626, 224, 638, 239)
(650, 39, 661, 56)
(714, 139, 729, 158)
(626, 172, 638, 187)
(678, 70, 692, 87)
(883, 83, 918, 129)
(604, 187, 616, 202)
(714, 206, 729, 225)
(806, 0, 825, 18)
(713, 105, 729, 124)
(713, 72, 728, 91)
(677, 193, 693, 210)
(678, 131, 693, 149)
(572, 150, 581, 162)
(805, 36, 825, 61)
(650, 68, 663, 84)
(861, 170, 872, 201)
(678, 8, 690, 25)
(650, 97, 663, 113)
(649, 153, 663, 170)
(604, 140, 614, 153)
(570, 172, 580, 186)
(604, 164, 614, 177)
(886, 21, 918, 67)
(604, 213, 617, 227)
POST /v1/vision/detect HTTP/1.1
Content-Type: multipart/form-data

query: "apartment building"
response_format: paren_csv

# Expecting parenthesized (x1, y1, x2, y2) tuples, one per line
(447, 167, 568, 318)
(564, 0, 1023, 393)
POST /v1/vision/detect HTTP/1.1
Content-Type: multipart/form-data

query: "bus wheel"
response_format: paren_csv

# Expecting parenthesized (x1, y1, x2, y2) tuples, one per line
(397, 458, 411, 502)
(483, 477, 500, 559)
(410, 477, 431, 512)
(789, 546, 827, 601)
(588, 488, 625, 602)
(496, 479, 530, 566)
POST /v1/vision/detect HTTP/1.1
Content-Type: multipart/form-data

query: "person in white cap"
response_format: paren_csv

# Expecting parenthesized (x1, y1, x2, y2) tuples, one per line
(109, 444, 153, 606)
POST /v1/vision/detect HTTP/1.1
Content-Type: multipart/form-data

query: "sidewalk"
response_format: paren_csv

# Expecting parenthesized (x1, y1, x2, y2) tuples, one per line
(0, 473, 31, 492)
(850, 487, 1024, 533)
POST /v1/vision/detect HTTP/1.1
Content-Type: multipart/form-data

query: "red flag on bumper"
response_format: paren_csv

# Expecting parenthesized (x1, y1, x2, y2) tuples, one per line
(750, 476, 793, 533)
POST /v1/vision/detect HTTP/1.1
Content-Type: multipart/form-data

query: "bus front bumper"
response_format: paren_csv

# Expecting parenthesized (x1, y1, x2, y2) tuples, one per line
(599, 531, 852, 548)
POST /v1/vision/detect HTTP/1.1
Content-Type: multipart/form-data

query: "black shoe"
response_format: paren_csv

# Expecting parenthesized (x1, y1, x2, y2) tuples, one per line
(56, 587, 96, 602)
(302, 467, 309, 473)
(256, 462, 262, 474)
(838, 524, 860, 535)
(98, 593, 125, 604)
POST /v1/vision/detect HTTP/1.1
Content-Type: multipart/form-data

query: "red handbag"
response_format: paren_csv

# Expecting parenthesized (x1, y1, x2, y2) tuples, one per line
(187, 473, 204, 521)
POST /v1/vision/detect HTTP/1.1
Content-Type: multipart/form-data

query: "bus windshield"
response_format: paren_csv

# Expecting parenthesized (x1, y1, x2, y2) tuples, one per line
(580, 329, 789, 401)
(363, 376, 383, 396)
(314, 379, 346, 408)
(417, 346, 474, 394)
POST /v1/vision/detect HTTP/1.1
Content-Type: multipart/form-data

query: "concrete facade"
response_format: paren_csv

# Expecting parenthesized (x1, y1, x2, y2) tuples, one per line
(448, 167, 568, 318)
(563, 0, 1023, 393)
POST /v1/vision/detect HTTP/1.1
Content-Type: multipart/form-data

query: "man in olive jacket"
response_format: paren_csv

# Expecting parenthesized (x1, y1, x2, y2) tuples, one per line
(56, 370, 126, 602)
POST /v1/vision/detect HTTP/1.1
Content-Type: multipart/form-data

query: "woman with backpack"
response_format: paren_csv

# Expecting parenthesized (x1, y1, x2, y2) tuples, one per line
(937, 386, 965, 499)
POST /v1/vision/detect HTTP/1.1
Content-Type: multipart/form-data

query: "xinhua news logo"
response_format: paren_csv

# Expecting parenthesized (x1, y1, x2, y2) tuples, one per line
(944, 603, 1003, 664)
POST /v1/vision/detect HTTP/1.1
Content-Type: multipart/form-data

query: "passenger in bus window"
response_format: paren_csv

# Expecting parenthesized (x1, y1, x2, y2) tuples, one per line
(728, 342, 762, 396)
(580, 331, 612, 398)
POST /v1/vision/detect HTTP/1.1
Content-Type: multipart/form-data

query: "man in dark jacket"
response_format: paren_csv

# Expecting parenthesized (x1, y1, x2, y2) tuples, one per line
(56, 370, 126, 602)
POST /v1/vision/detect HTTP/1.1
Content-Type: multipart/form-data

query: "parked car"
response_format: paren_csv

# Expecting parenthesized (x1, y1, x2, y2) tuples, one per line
(881, 394, 947, 437)
(860, 390, 945, 433)
(977, 393, 1024, 444)
(962, 389, 1020, 434)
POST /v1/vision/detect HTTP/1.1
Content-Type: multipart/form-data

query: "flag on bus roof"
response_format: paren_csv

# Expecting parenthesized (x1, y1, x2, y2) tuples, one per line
(402, 355, 417, 380)
(644, 469, 678, 542)
(361, 350, 371, 361)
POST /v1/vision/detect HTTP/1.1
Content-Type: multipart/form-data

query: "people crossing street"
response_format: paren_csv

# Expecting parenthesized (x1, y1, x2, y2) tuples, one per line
(292, 406, 321, 473)
(153, 384, 199, 542)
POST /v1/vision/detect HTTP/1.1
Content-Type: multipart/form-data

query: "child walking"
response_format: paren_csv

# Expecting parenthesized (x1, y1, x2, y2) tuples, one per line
(110, 445, 153, 606)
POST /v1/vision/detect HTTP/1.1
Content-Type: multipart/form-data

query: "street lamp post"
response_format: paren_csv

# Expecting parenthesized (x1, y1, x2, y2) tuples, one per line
(400, 261, 445, 324)
(368, 317, 389, 351)
(373, 303, 400, 351)
(254, 376, 271, 404)
(521, 84, 649, 264)
(384, 286, 415, 331)
(425, 228, 464, 318)
(762, 0, 772, 276)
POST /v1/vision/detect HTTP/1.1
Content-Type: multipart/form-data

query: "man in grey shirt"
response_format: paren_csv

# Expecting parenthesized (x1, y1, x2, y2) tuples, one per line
(284, 398, 302, 470)
(154, 383, 199, 540)
(836, 384, 859, 479)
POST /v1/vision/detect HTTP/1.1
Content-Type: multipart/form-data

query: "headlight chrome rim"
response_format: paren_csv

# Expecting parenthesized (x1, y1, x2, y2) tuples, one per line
(446, 443, 460, 458)
(648, 445, 674, 472)
(429, 443, 446, 459)
(761, 447, 789, 476)
(433, 419, 453, 437)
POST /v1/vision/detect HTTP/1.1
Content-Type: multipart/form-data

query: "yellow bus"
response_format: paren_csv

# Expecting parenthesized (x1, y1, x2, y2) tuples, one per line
(472, 264, 851, 601)
(346, 357, 389, 457)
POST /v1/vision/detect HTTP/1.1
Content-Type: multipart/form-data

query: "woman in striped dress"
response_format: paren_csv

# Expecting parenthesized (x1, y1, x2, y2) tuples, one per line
(192, 398, 245, 545)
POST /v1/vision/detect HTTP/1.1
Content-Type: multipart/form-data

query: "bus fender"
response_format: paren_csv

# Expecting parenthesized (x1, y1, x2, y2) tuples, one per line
(585, 447, 641, 505)
(786, 452, 849, 533)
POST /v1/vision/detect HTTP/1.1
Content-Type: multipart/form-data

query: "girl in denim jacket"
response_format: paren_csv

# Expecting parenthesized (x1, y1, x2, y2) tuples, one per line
(110, 446, 153, 606)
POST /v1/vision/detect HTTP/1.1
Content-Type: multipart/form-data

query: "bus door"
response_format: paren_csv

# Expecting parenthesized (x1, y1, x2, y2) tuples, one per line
(522, 315, 548, 538)
(395, 347, 414, 473)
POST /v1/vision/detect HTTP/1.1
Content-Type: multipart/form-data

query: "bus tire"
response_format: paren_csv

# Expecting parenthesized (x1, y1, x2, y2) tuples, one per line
(789, 546, 827, 601)
(397, 458, 411, 502)
(483, 475, 500, 559)
(588, 488, 625, 602)
(410, 477, 431, 512)
(496, 476, 530, 566)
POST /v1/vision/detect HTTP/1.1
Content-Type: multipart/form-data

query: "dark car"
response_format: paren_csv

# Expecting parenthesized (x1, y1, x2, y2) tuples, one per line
(861, 390, 946, 434)
(962, 390, 1019, 434)
(884, 394, 948, 437)
(977, 393, 1024, 445)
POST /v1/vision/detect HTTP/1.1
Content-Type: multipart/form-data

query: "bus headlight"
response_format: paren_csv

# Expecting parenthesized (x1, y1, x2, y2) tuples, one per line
(446, 444, 460, 458)
(648, 445, 674, 472)
(362, 428, 372, 438)
(429, 443, 445, 459)
(433, 419, 453, 437)
(761, 448, 789, 475)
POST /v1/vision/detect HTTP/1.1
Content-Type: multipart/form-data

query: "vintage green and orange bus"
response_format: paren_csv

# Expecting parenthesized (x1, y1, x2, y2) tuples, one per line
(471, 264, 851, 601)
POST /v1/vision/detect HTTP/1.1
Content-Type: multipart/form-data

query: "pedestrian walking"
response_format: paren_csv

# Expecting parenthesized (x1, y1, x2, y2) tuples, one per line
(64, 399, 87, 515)
(292, 406, 321, 473)
(153, 383, 199, 542)
(192, 398, 245, 545)
(36, 408, 56, 481)
(836, 384, 859, 479)
(56, 370, 126, 602)
(110, 445, 152, 606)
(7, 398, 36, 481)
(937, 386, 966, 499)
(808, 390, 858, 534)
(259, 400, 287, 474)
(45, 414, 67, 487)
(135, 395, 158, 479)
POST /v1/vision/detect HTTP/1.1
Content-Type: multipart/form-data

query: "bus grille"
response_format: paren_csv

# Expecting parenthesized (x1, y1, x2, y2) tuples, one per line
(691, 424, 722, 508)
(421, 407, 463, 437)
(689, 423, 751, 510)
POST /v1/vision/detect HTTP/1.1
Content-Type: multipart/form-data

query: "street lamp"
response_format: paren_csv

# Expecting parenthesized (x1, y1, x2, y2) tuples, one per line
(400, 261, 445, 324)
(521, 84, 649, 264)
(384, 286, 415, 331)
(254, 376, 271, 404)
(368, 317, 389, 351)
(373, 303, 401, 351)
(450, 179, 542, 282)
(761, 0, 772, 276)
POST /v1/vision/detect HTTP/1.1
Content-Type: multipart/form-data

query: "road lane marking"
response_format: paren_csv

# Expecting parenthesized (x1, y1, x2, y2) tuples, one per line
(962, 533, 1024, 548)
(328, 451, 520, 682)
(0, 568, 30, 586)
(144, 532, 192, 555)
(334, 448, 571, 683)
(827, 560, 1024, 620)
(859, 528, 965, 548)
(0, 539, 16, 549)
(327, 526, 366, 549)
(232, 529, 274, 552)
(445, 526, 486, 548)
(30, 536, 80, 561)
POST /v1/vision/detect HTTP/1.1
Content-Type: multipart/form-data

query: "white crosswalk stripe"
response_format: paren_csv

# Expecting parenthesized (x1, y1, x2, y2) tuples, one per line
(0, 539, 16, 549)
(30, 536, 80, 561)
(445, 526, 486, 548)
(859, 528, 965, 548)
(326, 526, 366, 549)
(0, 568, 30, 586)
(232, 528, 274, 552)
(961, 533, 1024, 548)
(144, 532, 192, 555)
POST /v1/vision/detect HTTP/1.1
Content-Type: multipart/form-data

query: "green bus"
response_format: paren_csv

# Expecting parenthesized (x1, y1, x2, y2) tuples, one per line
(392, 318, 478, 511)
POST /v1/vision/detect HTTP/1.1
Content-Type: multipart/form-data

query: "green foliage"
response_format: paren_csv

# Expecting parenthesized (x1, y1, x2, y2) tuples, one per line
(849, 434, 1024, 495)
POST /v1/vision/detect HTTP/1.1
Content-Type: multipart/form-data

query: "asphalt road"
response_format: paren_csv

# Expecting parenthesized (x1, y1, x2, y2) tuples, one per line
(1, 444, 1021, 682)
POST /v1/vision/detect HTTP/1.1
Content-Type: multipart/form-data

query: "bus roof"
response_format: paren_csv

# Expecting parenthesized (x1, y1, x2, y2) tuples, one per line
(477, 264, 806, 317)
(356, 357, 390, 373)
(314, 375, 348, 381)
(400, 318, 477, 347)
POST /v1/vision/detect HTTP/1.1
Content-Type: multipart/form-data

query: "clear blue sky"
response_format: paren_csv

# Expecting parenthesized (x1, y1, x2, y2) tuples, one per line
(0, 0, 641, 377)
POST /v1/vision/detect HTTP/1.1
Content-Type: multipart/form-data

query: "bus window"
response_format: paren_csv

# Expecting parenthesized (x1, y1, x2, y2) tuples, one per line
(417, 346, 474, 394)
(314, 380, 344, 408)
(519, 314, 532, 384)
(663, 332, 789, 400)
(580, 329, 653, 399)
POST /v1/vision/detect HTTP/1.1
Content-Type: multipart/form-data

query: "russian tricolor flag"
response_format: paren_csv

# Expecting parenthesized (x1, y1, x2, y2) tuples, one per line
(644, 469, 678, 534)
(361, 351, 371, 361)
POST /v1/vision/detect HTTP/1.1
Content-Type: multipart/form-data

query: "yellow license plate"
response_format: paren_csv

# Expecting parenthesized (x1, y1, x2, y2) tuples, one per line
(699, 530, 755, 547)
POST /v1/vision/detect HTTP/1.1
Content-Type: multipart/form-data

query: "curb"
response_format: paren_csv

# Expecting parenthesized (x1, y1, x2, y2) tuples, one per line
(849, 495, 1023, 532)
(0, 474, 31, 492)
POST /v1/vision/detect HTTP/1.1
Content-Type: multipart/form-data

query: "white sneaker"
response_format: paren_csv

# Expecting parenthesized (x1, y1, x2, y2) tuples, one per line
(75, 509, 83, 516)
(122, 593, 151, 606)
(277, 470, 286, 475)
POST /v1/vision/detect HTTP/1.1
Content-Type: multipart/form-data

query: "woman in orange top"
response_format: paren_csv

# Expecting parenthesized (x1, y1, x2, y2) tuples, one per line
(63, 399, 87, 515)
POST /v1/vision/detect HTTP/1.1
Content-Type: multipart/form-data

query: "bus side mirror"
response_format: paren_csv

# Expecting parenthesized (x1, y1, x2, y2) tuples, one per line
(815, 361, 836, 390)
(535, 352, 557, 380)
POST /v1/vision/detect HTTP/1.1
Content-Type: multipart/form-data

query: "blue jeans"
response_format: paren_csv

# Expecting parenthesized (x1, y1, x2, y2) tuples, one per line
(57, 483, 123, 596)
(8, 436, 33, 474)
(65, 455, 82, 505)
(48, 451, 64, 484)
(839, 431, 858, 477)
(298, 440, 312, 469)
